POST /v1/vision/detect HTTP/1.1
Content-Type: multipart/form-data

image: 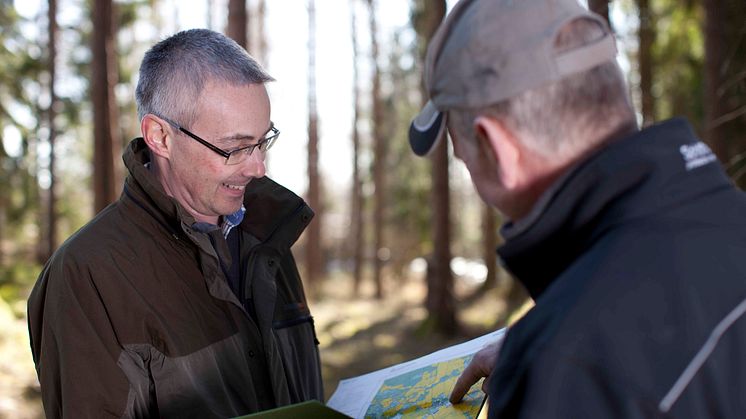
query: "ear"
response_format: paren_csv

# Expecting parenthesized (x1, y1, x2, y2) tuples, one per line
(473, 116, 523, 190)
(141, 114, 173, 159)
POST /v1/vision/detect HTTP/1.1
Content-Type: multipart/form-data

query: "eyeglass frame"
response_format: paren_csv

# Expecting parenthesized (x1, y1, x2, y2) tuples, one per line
(159, 116, 280, 165)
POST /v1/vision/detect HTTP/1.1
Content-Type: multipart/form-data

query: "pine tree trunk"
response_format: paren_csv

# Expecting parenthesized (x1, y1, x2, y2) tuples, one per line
(45, 0, 58, 259)
(481, 203, 498, 289)
(413, 0, 456, 335)
(305, 0, 323, 288)
(368, 0, 386, 299)
(256, 0, 267, 63)
(705, 0, 746, 188)
(226, 0, 248, 49)
(587, 0, 612, 31)
(91, 0, 120, 214)
(637, 0, 655, 127)
(350, 0, 365, 296)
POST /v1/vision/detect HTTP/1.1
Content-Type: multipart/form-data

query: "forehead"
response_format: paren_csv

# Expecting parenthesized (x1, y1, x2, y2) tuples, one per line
(192, 81, 270, 135)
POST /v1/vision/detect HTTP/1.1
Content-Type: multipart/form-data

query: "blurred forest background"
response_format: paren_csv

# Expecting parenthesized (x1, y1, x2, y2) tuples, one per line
(0, 0, 744, 417)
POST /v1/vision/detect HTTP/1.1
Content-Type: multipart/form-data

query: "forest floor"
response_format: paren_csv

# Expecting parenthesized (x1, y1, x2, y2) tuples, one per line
(0, 271, 530, 419)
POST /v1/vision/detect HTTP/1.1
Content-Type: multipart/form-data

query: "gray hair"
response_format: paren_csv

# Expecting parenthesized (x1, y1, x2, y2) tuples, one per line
(452, 18, 636, 160)
(135, 28, 273, 128)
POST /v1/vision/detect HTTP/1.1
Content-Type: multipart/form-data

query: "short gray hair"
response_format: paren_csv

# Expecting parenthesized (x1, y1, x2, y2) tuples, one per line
(135, 29, 273, 128)
(452, 18, 636, 160)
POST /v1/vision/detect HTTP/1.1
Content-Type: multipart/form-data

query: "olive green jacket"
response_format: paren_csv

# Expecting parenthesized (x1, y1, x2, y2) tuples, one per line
(28, 138, 323, 418)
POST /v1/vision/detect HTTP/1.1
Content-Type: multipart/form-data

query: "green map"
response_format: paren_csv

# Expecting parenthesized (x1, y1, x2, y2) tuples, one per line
(364, 354, 485, 418)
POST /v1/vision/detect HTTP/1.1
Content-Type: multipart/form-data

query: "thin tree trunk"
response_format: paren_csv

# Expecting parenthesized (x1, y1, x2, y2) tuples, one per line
(46, 0, 58, 259)
(207, 0, 213, 30)
(256, 0, 267, 63)
(227, 0, 248, 49)
(704, 0, 726, 160)
(368, 0, 386, 299)
(637, 0, 655, 126)
(414, 0, 456, 335)
(588, 0, 612, 32)
(91, 0, 120, 213)
(306, 0, 323, 288)
(481, 203, 498, 289)
(350, 0, 365, 296)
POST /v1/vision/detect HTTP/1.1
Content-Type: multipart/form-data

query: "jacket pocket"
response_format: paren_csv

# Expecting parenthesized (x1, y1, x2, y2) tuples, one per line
(272, 305, 324, 402)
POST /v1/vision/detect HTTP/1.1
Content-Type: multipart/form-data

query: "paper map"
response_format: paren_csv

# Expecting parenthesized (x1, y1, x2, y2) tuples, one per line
(328, 329, 504, 418)
(364, 354, 485, 418)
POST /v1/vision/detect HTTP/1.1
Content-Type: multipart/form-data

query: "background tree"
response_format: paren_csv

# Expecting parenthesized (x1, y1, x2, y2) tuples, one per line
(226, 0, 248, 49)
(91, 0, 121, 213)
(481, 204, 498, 290)
(43, 0, 59, 260)
(588, 0, 612, 31)
(704, 0, 746, 188)
(412, 0, 457, 335)
(349, 0, 365, 295)
(368, 0, 386, 299)
(254, 0, 267, 63)
(637, 0, 655, 126)
(305, 0, 324, 288)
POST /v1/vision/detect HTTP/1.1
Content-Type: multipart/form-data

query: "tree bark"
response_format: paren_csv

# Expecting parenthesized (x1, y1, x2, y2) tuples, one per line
(413, 0, 457, 335)
(704, 0, 746, 188)
(637, 0, 655, 127)
(256, 0, 267, 63)
(91, 0, 120, 214)
(587, 0, 613, 32)
(305, 0, 323, 288)
(368, 0, 386, 299)
(350, 0, 365, 296)
(226, 0, 248, 49)
(45, 0, 58, 259)
(481, 203, 498, 289)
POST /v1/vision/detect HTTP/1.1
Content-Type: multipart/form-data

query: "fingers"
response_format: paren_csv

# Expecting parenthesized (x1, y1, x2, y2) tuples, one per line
(450, 361, 483, 403)
(449, 339, 504, 404)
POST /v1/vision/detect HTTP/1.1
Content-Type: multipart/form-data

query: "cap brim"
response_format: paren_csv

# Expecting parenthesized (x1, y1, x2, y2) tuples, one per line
(409, 101, 447, 157)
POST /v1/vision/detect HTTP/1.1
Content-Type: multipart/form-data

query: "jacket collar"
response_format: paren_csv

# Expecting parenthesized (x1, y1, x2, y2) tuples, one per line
(122, 137, 312, 249)
(498, 118, 732, 300)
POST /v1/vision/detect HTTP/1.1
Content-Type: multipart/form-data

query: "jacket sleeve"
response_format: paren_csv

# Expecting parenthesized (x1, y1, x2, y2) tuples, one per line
(28, 255, 134, 418)
(511, 355, 666, 419)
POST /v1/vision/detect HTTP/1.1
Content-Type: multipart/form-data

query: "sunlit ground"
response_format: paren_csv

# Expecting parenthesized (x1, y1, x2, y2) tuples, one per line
(0, 270, 530, 418)
(313, 270, 530, 400)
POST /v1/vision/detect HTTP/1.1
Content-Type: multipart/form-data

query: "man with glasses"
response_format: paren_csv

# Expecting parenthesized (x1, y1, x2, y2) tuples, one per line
(28, 29, 323, 418)
(410, 0, 746, 417)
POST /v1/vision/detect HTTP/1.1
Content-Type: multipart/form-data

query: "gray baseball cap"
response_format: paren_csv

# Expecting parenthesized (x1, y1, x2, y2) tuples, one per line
(409, 0, 618, 156)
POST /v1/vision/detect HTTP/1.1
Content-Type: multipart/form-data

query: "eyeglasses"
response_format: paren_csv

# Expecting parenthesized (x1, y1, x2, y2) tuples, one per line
(162, 117, 280, 165)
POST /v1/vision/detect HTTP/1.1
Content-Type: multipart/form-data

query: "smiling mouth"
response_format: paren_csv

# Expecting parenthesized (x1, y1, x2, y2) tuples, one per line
(223, 183, 246, 191)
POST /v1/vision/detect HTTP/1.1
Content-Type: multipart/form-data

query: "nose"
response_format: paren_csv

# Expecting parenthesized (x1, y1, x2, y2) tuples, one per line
(240, 150, 266, 178)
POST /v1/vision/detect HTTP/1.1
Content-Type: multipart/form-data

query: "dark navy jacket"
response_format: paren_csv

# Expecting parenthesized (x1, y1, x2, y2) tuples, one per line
(489, 118, 746, 418)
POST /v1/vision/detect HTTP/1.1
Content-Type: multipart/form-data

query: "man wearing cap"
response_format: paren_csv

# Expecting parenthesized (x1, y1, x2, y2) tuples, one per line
(410, 0, 746, 417)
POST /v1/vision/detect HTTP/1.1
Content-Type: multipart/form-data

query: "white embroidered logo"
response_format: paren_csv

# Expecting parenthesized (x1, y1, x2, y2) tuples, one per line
(679, 142, 716, 171)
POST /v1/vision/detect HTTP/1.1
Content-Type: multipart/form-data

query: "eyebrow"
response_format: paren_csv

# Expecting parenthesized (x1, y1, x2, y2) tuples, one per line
(215, 125, 273, 144)
(216, 134, 256, 143)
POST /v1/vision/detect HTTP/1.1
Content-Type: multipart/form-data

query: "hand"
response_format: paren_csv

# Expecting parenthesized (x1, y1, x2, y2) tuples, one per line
(449, 337, 504, 404)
